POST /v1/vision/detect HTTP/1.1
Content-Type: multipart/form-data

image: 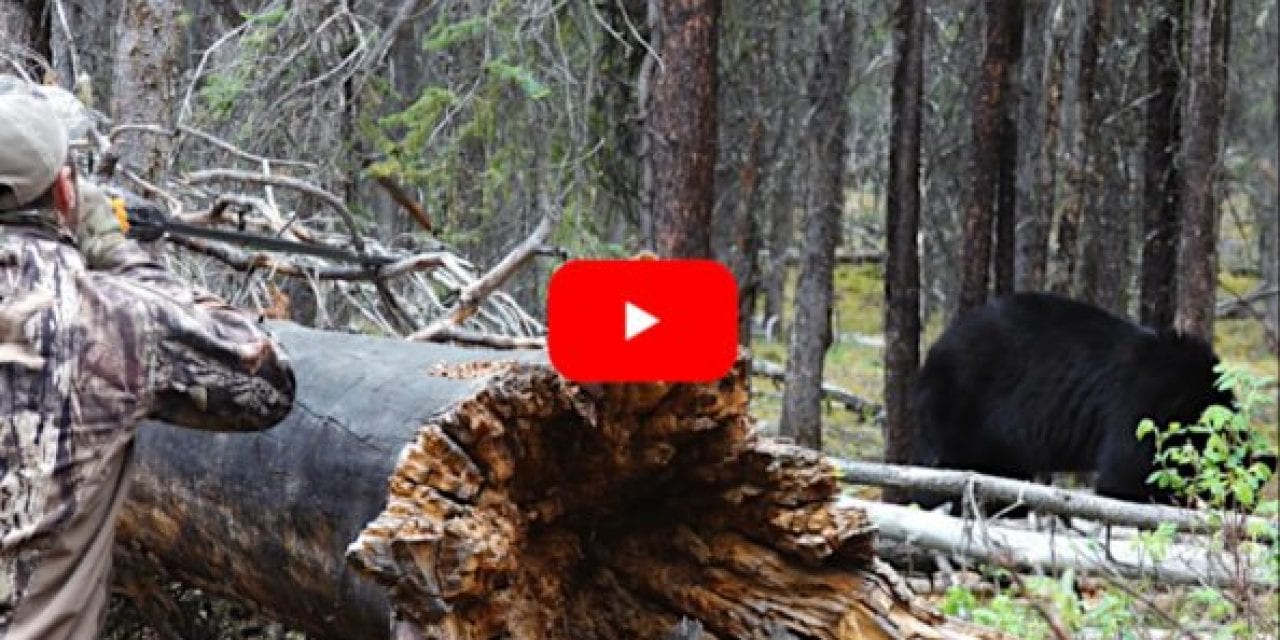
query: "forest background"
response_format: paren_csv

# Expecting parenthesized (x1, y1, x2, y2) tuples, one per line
(2, 0, 1276, 487)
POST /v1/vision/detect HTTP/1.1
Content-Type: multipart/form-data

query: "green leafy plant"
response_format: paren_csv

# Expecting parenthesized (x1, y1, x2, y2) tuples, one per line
(1137, 364, 1277, 513)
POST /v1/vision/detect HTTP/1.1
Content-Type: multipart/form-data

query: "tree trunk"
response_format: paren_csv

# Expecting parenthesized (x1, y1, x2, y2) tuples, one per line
(1017, 0, 1070, 292)
(114, 323, 995, 640)
(959, 0, 1020, 311)
(650, 0, 719, 258)
(730, 122, 763, 344)
(1176, 0, 1232, 340)
(1140, 0, 1184, 330)
(761, 15, 810, 339)
(762, 171, 795, 337)
(110, 0, 182, 185)
(993, 1, 1024, 297)
(883, 0, 924, 504)
(1050, 0, 1103, 296)
(779, 0, 855, 451)
(1077, 0, 1130, 315)
(1268, 49, 1280, 336)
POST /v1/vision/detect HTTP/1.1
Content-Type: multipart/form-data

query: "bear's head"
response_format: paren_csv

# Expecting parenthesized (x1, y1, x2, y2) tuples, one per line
(1137, 330, 1275, 510)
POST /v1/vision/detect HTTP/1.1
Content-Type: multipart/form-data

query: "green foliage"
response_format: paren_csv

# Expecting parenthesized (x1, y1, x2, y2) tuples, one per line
(199, 72, 246, 120)
(241, 6, 289, 27)
(423, 17, 488, 52)
(1138, 365, 1277, 512)
(197, 7, 292, 120)
(485, 60, 551, 100)
(940, 369, 1278, 639)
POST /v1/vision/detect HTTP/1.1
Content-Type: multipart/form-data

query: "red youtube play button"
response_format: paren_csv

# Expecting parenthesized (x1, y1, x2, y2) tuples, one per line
(547, 259, 738, 382)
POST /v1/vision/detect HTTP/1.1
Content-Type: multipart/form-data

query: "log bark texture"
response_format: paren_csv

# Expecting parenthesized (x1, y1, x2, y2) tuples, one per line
(116, 323, 999, 640)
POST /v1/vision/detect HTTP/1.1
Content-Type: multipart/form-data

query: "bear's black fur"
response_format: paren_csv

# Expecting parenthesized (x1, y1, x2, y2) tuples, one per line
(907, 292, 1254, 511)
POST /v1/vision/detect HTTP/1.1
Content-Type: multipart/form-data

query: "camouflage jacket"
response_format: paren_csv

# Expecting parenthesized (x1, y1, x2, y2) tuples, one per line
(0, 216, 295, 639)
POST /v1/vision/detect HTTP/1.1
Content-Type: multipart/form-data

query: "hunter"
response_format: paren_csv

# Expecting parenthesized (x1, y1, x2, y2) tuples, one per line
(0, 82, 296, 639)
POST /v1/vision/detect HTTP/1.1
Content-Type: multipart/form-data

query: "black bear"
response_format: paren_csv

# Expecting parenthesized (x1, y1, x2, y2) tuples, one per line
(907, 291, 1269, 512)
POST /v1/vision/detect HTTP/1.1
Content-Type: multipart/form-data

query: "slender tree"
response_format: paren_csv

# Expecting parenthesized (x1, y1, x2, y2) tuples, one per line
(1050, 0, 1104, 295)
(993, 1, 1025, 296)
(650, 0, 721, 258)
(883, 0, 925, 502)
(1140, 0, 1184, 329)
(779, 0, 854, 450)
(1017, 0, 1070, 292)
(959, 0, 1021, 311)
(1176, 0, 1232, 340)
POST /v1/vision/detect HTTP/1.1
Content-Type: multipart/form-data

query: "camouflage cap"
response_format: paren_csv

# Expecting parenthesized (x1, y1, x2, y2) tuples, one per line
(0, 77, 69, 210)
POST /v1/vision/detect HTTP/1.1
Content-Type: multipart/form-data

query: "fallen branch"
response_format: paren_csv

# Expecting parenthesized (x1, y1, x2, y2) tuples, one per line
(833, 458, 1273, 534)
(412, 324, 546, 349)
(760, 248, 884, 266)
(184, 168, 367, 251)
(409, 211, 559, 342)
(372, 175, 433, 233)
(751, 358, 881, 415)
(168, 235, 456, 281)
(844, 497, 1276, 588)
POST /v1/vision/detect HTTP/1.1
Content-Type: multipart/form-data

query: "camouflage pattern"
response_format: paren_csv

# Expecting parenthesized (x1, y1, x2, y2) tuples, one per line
(0, 211, 295, 639)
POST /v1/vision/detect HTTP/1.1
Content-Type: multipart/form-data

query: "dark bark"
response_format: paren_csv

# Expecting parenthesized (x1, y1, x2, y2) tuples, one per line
(993, 1, 1024, 296)
(959, 0, 1021, 311)
(1140, 0, 1184, 329)
(779, 0, 855, 451)
(110, 0, 182, 184)
(1018, 0, 1070, 292)
(650, 0, 720, 258)
(1176, 0, 1232, 340)
(731, 121, 763, 344)
(116, 324, 989, 640)
(1077, 0, 1130, 314)
(1050, 0, 1104, 295)
(883, 0, 925, 504)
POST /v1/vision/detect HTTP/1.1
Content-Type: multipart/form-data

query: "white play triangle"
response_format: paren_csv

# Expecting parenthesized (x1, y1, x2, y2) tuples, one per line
(624, 301, 659, 341)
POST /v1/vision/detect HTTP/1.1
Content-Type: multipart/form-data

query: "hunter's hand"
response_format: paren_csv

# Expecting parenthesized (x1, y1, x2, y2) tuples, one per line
(73, 178, 128, 268)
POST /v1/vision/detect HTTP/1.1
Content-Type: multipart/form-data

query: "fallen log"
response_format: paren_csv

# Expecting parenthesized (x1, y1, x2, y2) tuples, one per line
(115, 322, 1001, 639)
(847, 498, 1276, 589)
(751, 358, 881, 416)
(834, 459, 1274, 534)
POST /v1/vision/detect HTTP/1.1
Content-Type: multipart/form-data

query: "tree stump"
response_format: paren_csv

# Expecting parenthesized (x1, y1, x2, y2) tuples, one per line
(115, 323, 999, 640)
